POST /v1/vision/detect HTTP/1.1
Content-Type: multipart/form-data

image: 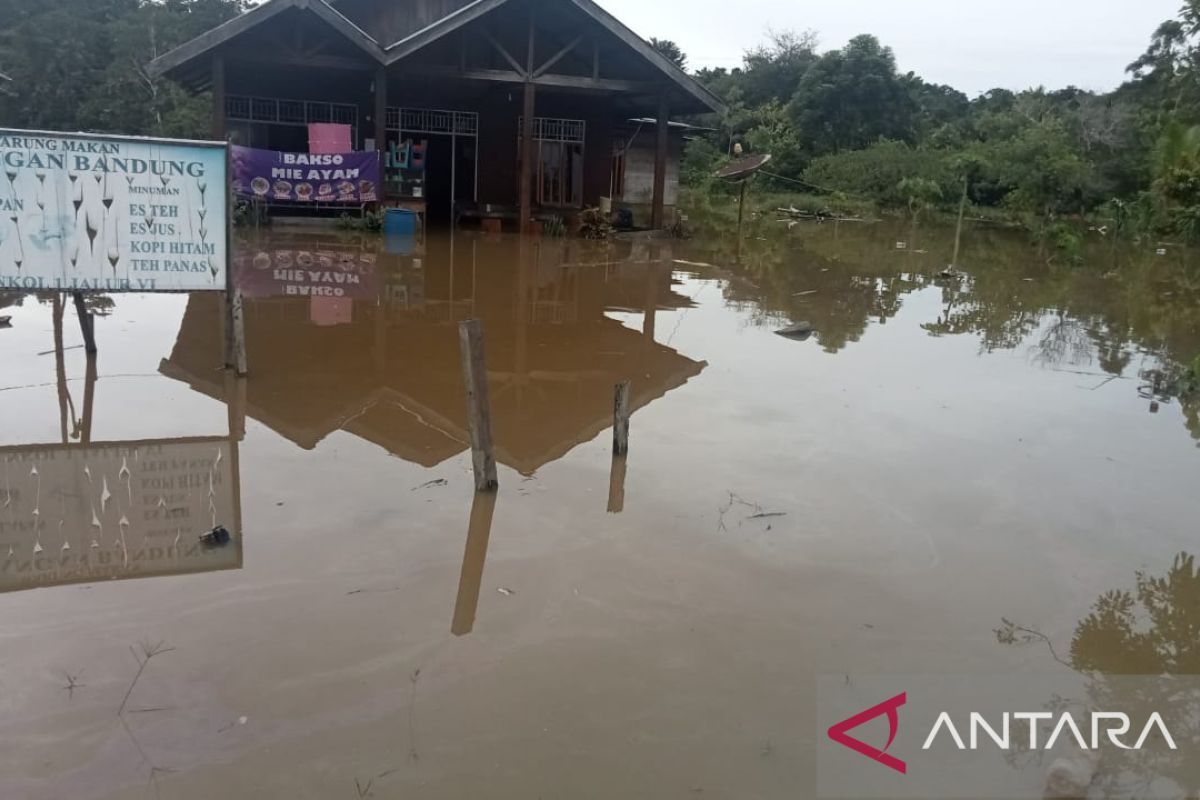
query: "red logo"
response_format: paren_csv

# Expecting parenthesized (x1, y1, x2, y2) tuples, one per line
(827, 692, 907, 774)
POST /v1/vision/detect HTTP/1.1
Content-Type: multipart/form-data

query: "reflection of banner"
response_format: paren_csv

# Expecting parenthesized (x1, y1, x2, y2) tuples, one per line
(235, 247, 378, 300)
(231, 146, 379, 203)
(0, 128, 228, 293)
(0, 437, 241, 593)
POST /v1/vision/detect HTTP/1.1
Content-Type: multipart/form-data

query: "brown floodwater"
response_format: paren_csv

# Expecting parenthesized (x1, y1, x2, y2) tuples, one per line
(1, 220, 1198, 799)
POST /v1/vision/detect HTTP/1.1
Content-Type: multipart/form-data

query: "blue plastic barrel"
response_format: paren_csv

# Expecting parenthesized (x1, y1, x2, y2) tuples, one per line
(383, 207, 417, 236)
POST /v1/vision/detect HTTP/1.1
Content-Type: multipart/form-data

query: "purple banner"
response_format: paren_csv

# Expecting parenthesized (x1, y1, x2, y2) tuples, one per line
(231, 146, 379, 203)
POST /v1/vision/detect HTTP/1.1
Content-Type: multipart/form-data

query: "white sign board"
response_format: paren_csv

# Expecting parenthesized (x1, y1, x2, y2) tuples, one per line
(0, 129, 227, 292)
(0, 438, 241, 593)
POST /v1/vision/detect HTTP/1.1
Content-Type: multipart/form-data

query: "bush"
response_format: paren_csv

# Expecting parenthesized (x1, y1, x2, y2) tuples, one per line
(337, 210, 383, 232)
(802, 140, 954, 208)
(579, 207, 612, 240)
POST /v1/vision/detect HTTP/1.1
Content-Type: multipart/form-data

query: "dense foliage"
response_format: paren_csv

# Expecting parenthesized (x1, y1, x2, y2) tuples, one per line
(682, 4, 1200, 239)
(0, 0, 246, 137)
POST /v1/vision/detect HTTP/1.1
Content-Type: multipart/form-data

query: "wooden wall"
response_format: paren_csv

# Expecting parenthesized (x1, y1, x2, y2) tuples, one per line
(335, 0, 478, 45)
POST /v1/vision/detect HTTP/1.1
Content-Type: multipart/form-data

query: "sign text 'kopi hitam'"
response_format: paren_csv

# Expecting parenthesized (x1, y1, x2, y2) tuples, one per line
(0, 129, 228, 292)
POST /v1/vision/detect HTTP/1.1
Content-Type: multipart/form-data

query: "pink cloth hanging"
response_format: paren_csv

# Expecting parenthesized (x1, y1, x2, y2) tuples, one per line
(308, 123, 352, 154)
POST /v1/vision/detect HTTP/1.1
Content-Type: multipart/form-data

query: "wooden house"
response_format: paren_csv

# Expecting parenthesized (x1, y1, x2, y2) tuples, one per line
(148, 0, 725, 230)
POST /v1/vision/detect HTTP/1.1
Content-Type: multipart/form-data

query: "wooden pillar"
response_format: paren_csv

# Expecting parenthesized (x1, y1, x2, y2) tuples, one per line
(651, 95, 669, 229)
(211, 53, 226, 140)
(374, 66, 388, 172)
(519, 13, 536, 234)
(519, 82, 536, 234)
(458, 319, 498, 491)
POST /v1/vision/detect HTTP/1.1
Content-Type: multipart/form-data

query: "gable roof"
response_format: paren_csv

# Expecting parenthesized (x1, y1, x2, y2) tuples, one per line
(148, 0, 725, 114)
(383, 0, 724, 113)
(148, 0, 384, 80)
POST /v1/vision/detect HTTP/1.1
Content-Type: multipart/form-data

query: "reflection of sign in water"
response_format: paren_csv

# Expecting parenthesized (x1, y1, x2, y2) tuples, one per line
(0, 129, 227, 292)
(231, 146, 379, 203)
(236, 247, 378, 299)
(0, 437, 241, 593)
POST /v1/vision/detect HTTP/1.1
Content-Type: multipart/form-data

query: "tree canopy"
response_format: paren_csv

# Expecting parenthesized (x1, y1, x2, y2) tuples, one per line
(678, 4, 1200, 239)
(0, 0, 246, 137)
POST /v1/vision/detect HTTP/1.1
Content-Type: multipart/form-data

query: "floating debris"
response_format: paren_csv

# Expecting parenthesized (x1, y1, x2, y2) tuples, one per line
(0, 316, 10, 328)
(412, 479, 449, 491)
(775, 322, 815, 341)
(497, 587, 515, 596)
(200, 526, 231, 548)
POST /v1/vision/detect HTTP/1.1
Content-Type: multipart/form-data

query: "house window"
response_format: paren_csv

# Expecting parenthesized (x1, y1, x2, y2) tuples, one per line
(518, 117, 586, 208)
(610, 145, 626, 200)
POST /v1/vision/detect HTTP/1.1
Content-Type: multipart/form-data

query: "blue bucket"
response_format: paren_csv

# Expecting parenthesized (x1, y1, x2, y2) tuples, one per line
(383, 207, 417, 236)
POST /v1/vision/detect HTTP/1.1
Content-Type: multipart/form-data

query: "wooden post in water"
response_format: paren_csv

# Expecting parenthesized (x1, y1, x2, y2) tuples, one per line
(952, 174, 968, 269)
(458, 319, 498, 491)
(737, 180, 748, 241)
(451, 490, 498, 636)
(52, 296, 69, 443)
(607, 454, 628, 513)
(80, 353, 96, 445)
(224, 286, 247, 376)
(613, 380, 631, 456)
(71, 292, 97, 354)
(223, 144, 248, 377)
(651, 95, 670, 229)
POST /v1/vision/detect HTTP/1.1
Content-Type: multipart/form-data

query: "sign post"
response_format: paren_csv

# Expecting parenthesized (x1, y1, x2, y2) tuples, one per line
(0, 128, 232, 355)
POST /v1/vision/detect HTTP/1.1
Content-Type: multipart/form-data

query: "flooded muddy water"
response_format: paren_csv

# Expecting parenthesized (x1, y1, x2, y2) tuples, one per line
(1, 221, 1198, 799)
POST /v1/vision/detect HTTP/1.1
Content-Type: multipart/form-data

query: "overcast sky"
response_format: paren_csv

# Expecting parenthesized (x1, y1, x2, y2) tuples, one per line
(595, 0, 1182, 96)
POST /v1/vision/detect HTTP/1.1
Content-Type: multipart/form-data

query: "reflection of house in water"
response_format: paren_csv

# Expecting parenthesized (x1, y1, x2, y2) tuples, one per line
(161, 234, 706, 473)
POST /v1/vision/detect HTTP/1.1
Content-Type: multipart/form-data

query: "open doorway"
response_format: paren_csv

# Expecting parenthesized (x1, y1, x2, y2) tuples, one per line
(389, 108, 480, 228)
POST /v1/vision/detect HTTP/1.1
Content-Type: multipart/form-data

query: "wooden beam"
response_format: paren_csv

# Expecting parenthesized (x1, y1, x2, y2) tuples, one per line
(405, 65, 655, 93)
(374, 66, 387, 157)
(534, 35, 583, 78)
(525, 11, 536, 73)
(562, 0, 726, 114)
(519, 10, 536, 235)
(229, 53, 375, 72)
(651, 96, 669, 229)
(211, 53, 226, 140)
(149, 0, 385, 80)
(519, 81, 536, 234)
(535, 73, 652, 92)
(482, 29, 527, 76)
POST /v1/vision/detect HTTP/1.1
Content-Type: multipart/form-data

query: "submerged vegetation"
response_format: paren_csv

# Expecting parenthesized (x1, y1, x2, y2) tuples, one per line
(673, 3, 1200, 244)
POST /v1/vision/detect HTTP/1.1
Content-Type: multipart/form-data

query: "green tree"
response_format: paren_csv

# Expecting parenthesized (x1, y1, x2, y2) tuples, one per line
(649, 37, 687, 70)
(789, 34, 915, 155)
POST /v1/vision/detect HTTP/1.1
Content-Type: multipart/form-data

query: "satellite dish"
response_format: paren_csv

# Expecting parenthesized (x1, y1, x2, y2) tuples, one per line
(716, 153, 772, 182)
